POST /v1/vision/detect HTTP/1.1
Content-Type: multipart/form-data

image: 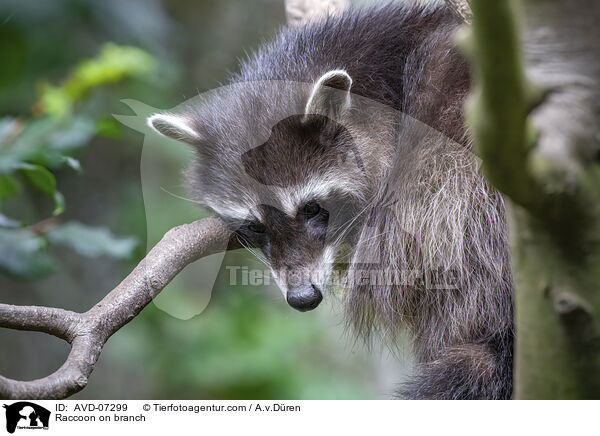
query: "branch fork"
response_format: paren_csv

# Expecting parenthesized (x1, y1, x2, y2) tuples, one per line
(0, 217, 234, 399)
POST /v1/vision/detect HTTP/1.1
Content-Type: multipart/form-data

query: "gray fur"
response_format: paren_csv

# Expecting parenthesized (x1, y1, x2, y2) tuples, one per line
(149, 2, 513, 399)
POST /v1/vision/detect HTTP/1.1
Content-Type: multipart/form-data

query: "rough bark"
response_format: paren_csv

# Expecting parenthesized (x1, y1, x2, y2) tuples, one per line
(285, 0, 348, 26)
(445, 0, 472, 24)
(465, 0, 600, 398)
(0, 217, 235, 399)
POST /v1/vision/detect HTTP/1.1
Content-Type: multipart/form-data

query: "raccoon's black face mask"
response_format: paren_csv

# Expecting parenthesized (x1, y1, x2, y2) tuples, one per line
(235, 201, 330, 311)
(148, 70, 367, 312)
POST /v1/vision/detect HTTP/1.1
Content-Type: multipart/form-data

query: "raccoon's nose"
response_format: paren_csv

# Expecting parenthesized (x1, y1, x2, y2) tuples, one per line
(286, 284, 323, 312)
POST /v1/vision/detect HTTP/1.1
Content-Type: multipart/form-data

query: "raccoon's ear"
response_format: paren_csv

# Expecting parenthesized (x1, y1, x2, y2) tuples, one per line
(304, 69, 352, 120)
(147, 113, 203, 144)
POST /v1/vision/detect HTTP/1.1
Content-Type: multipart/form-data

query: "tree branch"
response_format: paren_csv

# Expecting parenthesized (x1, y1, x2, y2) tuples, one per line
(465, 0, 600, 398)
(463, 0, 546, 210)
(0, 305, 80, 341)
(284, 0, 348, 26)
(0, 216, 235, 399)
(445, 0, 472, 24)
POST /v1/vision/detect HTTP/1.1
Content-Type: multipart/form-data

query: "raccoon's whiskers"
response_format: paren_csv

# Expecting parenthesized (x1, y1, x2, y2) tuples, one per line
(159, 187, 202, 204)
(329, 203, 369, 240)
(330, 201, 374, 245)
(236, 234, 270, 267)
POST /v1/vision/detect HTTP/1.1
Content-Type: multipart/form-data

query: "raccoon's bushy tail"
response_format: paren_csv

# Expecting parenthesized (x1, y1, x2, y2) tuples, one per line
(399, 336, 513, 400)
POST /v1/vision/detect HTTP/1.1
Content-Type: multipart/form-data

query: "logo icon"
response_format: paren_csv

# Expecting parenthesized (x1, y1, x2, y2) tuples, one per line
(3, 402, 50, 434)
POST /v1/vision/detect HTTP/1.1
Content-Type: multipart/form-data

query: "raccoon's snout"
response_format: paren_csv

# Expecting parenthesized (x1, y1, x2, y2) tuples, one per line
(286, 284, 323, 312)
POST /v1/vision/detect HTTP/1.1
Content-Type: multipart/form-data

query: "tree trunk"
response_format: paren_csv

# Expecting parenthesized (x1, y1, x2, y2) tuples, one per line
(466, 0, 600, 398)
(514, 0, 600, 399)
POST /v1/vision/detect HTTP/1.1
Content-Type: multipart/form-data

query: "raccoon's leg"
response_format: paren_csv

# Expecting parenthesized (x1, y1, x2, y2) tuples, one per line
(399, 337, 513, 400)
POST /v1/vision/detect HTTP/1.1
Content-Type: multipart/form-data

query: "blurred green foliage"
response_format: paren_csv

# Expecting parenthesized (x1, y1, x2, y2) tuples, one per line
(109, 286, 369, 399)
(0, 0, 379, 399)
(39, 44, 156, 117)
(0, 227, 54, 279)
(0, 43, 152, 278)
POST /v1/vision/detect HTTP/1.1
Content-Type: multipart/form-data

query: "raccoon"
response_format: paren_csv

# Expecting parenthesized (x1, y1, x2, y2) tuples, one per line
(147, 2, 513, 399)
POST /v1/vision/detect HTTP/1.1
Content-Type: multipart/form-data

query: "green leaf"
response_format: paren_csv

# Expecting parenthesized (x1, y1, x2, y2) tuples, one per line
(96, 117, 123, 139)
(48, 116, 95, 151)
(0, 118, 61, 173)
(47, 221, 138, 260)
(6, 118, 61, 157)
(18, 164, 65, 214)
(53, 191, 65, 216)
(0, 115, 96, 174)
(0, 228, 55, 279)
(0, 174, 20, 199)
(19, 163, 56, 195)
(39, 44, 157, 117)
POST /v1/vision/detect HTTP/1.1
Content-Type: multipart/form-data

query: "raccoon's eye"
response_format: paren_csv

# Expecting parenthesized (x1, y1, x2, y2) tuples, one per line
(248, 221, 266, 234)
(302, 201, 322, 218)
